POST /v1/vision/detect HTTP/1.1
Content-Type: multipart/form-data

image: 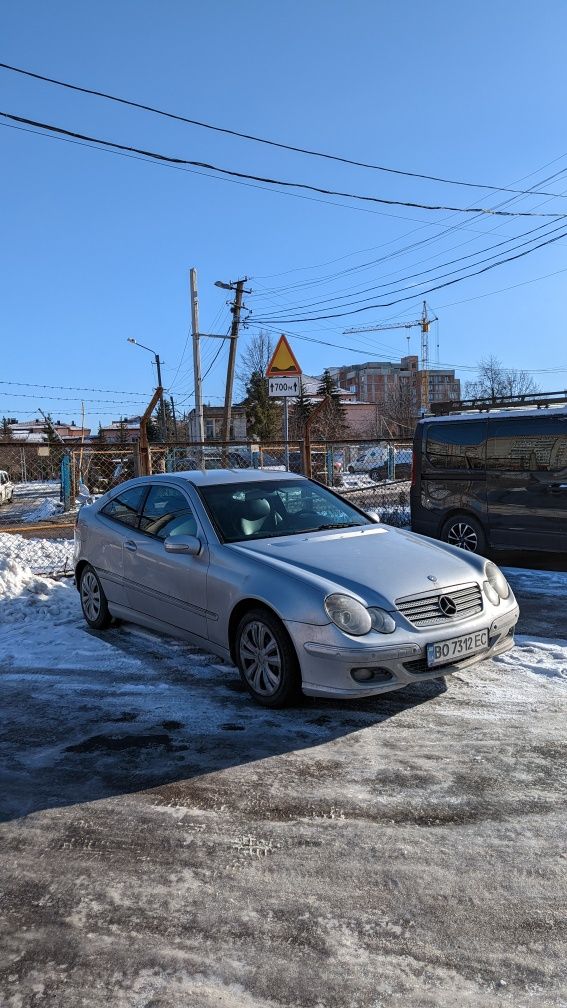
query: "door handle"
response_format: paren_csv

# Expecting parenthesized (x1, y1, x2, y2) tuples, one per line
(124, 540, 138, 552)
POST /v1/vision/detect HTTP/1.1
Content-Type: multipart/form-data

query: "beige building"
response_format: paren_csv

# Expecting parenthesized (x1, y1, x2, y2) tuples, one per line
(186, 405, 248, 442)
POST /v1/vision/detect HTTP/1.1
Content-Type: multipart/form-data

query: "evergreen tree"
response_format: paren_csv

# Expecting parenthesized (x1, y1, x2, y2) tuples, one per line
(244, 370, 281, 442)
(290, 380, 313, 437)
(153, 399, 176, 441)
(313, 370, 349, 439)
(115, 418, 130, 446)
(1, 417, 14, 441)
(94, 423, 107, 444)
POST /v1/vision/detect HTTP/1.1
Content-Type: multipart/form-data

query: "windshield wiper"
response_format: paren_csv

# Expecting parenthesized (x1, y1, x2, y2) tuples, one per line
(313, 522, 362, 531)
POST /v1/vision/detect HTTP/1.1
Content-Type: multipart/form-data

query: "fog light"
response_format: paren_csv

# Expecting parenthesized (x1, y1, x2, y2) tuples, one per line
(483, 580, 500, 606)
(351, 667, 393, 683)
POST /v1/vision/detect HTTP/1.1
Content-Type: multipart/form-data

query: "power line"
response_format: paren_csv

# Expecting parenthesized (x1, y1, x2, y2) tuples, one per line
(250, 219, 566, 315)
(0, 391, 148, 404)
(0, 379, 146, 395)
(2, 61, 567, 198)
(1, 120, 447, 224)
(251, 226, 567, 323)
(256, 322, 567, 375)
(2, 110, 566, 219)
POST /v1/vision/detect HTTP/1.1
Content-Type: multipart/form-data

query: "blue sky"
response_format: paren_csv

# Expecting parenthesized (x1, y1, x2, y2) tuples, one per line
(2, 0, 567, 429)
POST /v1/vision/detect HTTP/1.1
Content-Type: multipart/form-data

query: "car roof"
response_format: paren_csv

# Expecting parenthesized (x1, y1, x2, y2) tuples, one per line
(154, 468, 304, 486)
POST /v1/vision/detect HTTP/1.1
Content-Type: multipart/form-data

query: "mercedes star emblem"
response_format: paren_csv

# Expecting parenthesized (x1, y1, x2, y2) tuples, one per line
(438, 595, 457, 616)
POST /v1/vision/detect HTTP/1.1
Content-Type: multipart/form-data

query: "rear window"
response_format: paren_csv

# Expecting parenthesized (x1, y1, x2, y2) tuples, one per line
(424, 421, 487, 470)
(487, 416, 567, 472)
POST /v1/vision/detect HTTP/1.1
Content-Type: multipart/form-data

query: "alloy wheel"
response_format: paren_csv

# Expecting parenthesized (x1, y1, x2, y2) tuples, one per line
(447, 522, 478, 552)
(81, 570, 101, 621)
(239, 620, 282, 696)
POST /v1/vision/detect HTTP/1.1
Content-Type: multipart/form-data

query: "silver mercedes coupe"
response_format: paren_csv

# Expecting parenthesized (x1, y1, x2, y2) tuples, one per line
(74, 469, 519, 707)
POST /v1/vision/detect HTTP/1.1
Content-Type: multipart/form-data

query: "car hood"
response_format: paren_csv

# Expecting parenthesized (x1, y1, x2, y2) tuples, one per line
(232, 525, 483, 607)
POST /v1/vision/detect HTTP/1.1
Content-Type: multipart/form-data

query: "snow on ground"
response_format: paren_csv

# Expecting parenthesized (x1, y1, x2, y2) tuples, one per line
(503, 565, 567, 597)
(1, 536, 566, 1006)
(20, 496, 61, 522)
(0, 532, 74, 575)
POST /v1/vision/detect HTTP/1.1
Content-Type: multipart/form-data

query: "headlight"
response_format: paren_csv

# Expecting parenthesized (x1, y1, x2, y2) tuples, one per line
(485, 561, 510, 600)
(368, 607, 396, 634)
(324, 594, 371, 636)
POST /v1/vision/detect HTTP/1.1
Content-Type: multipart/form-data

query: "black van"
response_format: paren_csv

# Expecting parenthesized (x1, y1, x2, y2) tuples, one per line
(410, 404, 567, 554)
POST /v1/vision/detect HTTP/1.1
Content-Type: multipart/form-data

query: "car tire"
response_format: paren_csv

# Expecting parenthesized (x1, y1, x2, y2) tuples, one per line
(235, 607, 301, 708)
(347, 465, 355, 474)
(440, 513, 486, 554)
(369, 468, 382, 482)
(79, 564, 112, 629)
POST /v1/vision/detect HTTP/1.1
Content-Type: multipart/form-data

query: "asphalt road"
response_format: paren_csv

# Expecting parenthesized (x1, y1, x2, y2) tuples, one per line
(0, 565, 566, 1007)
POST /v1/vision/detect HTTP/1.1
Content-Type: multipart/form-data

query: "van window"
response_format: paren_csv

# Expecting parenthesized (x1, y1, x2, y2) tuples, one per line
(425, 421, 486, 470)
(487, 416, 567, 472)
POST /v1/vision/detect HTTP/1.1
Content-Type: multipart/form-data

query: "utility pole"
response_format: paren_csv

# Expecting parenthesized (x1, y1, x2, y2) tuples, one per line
(170, 395, 178, 440)
(155, 353, 167, 441)
(190, 268, 204, 444)
(215, 278, 249, 448)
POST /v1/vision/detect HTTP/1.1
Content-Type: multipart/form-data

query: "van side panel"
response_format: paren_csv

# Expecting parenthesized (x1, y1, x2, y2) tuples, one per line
(486, 415, 567, 550)
(411, 420, 488, 537)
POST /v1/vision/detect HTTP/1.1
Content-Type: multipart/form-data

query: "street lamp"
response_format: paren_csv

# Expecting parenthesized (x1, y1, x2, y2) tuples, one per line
(127, 338, 166, 441)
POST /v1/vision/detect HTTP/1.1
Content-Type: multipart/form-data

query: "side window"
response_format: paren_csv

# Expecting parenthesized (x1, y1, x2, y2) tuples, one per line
(487, 417, 567, 472)
(425, 421, 487, 470)
(101, 485, 147, 528)
(139, 484, 197, 540)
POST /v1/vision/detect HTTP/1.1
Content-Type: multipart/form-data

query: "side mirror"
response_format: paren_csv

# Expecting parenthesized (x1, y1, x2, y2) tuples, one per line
(164, 534, 202, 556)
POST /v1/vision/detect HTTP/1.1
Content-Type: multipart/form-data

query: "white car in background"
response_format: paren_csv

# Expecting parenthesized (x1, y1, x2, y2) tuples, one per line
(347, 446, 412, 481)
(0, 470, 14, 505)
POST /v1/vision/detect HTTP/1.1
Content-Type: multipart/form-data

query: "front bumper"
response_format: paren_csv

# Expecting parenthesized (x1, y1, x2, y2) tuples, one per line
(285, 602, 520, 699)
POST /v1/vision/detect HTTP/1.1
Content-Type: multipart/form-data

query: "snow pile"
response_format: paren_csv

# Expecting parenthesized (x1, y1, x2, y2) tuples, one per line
(0, 552, 77, 628)
(21, 497, 60, 522)
(0, 532, 74, 574)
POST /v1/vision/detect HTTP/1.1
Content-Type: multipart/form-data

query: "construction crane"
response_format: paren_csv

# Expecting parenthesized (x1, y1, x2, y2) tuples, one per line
(344, 301, 438, 413)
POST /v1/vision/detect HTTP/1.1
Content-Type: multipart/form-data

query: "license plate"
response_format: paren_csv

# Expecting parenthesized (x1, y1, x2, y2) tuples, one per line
(427, 629, 489, 668)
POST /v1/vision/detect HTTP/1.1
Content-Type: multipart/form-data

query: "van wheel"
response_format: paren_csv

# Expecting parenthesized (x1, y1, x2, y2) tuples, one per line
(441, 514, 486, 554)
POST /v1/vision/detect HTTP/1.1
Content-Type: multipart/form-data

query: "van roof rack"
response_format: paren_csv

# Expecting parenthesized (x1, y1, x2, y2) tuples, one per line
(429, 390, 567, 416)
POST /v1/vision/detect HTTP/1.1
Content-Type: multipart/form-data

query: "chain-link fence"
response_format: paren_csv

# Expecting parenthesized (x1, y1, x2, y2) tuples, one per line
(0, 436, 413, 532)
(315, 439, 413, 527)
(147, 441, 305, 477)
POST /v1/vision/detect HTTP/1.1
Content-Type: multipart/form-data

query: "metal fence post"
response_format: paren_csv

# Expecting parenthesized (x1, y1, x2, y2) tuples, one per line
(60, 453, 72, 511)
(387, 445, 395, 481)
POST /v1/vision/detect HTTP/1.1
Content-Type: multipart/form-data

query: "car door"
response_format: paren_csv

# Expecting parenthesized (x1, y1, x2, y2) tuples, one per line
(95, 484, 149, 605)
(487, 415, 567, 550)
(122, 482, 209, 642)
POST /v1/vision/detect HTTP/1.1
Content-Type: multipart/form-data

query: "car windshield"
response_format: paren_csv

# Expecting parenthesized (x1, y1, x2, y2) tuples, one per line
(198, 479, 373, 543)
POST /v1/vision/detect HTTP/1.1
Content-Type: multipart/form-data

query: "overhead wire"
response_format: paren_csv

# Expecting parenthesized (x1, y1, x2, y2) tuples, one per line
(3, 61, 567, 197)
(2, 111, 567, 219)
(250, 218, 567, 315)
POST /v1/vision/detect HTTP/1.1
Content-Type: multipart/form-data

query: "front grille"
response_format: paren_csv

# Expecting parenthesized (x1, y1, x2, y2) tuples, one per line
(395, 583, 483, 628)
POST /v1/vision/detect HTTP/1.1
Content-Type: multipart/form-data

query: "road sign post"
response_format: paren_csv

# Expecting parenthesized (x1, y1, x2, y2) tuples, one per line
(266, 336, 302, 472)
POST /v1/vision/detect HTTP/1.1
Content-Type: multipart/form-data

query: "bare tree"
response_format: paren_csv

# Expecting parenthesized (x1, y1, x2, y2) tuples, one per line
(377, 381, 418, 437)
(237, 330, 274, 395)
(465, 356, 539, 399)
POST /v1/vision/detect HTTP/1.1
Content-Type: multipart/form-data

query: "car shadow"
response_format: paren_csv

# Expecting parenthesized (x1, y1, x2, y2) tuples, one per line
(0, 625, 447, 823)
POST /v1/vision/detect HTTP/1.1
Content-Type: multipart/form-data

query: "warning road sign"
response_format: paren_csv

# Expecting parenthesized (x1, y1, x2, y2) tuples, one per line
(266, 334, 301, 376)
